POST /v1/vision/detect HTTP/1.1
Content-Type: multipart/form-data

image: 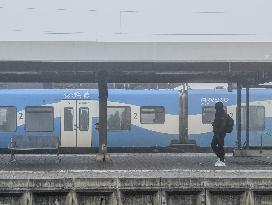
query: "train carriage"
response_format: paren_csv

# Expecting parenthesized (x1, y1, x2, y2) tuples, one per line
(0, 88, 271, 150)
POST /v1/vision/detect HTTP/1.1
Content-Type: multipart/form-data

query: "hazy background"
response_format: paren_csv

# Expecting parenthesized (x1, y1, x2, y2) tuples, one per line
(0, 0, 271, 42)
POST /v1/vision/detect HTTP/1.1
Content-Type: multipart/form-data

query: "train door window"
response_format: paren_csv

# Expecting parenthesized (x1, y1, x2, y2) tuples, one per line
(202, 106, 227, 124)
(0, 106, 16, 132)
(140, 106, 165, 124)
(107, 106, 131, 130)
(79, 107, 89, 131)
(241, 106, 265, 131)
(64, 107, 74, 131)
(25, 106, 54, 132)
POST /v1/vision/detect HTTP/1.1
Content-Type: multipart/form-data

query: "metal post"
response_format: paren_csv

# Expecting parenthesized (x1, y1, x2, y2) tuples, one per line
(237, 83, 242, 149)
(180, 83, 188, 142)
(246, 86, 250, 149)
(96, 71, 109, 161)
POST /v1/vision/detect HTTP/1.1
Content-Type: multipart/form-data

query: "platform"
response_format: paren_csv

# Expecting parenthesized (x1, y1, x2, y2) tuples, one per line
(1, 153, 272, 205)
(1, 153, 272, 171)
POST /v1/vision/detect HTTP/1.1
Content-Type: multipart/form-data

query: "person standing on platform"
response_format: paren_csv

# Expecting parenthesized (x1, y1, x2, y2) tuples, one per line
(211, 102, 228, 167)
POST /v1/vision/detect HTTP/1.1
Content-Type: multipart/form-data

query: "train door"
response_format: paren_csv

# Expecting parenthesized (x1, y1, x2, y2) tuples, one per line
(60, 100, 92, 147)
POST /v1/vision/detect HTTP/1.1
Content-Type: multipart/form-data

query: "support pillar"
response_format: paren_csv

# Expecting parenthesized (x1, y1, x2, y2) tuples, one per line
(196, 190, 206, 205)
(241, 191, 254, 205)
(160, 190, 167, 205)
(180, 83, 188, 142)
(237, 83, 242, 149)
(96, 71, 110, 162)
(246, 86, 250, 149)
(21, 191, 32, 205)
(171, 83, 196, 148)
(116, 178, 123, 205)
(66, 191, 79, 205)
(205, 190, 211, 205)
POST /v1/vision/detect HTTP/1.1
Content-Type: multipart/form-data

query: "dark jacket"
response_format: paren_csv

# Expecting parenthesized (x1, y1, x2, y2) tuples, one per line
(212, 109, 227, 134)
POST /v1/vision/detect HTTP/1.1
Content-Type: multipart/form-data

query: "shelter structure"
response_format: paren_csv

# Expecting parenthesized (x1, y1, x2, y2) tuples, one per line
(1, 41, 272, 159)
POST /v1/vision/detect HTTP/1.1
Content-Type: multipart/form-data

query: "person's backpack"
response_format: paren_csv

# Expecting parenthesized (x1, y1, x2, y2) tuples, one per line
(225, 114, 234, 133)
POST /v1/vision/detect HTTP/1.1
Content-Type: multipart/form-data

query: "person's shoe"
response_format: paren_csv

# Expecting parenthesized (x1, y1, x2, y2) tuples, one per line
(9, 158, 16, 163)
(214, 159, 220, 166)
(215, 160, 226, 167)
(214, 158, 220, 166)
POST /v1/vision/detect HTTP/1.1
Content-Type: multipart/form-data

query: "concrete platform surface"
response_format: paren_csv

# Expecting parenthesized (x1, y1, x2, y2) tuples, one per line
(1, 153, 272, 178)
(1, 153, 272, 205)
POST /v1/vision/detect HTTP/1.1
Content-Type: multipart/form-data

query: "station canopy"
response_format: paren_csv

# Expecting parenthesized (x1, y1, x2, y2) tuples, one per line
(0, 0, 272, 84)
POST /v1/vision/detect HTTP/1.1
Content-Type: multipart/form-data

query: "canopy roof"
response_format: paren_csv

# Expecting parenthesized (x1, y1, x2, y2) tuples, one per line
(0, 41, 272, 84)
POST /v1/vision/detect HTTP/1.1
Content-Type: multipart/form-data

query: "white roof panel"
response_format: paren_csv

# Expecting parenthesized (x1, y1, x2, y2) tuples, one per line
(0, 41, 272, 62)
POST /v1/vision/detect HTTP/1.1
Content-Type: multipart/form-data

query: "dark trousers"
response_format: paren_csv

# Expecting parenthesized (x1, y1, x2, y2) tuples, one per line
(211, 133, 226, 162)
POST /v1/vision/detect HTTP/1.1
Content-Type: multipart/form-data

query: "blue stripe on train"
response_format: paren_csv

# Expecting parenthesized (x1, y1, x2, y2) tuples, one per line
(92, 119, 178, 147)
(189, 117, 272, 147)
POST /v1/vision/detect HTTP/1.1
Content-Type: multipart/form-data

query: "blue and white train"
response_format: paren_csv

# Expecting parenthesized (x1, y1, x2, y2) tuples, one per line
(0, 88, 270, 150)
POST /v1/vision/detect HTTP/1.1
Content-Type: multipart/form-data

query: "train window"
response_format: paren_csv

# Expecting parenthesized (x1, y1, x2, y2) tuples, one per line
(0, 106, 16, 132)
(25, 106, 54, 132)
(64, 107, 74, 131)
(140, 106, 165, 124)
(241, 106, 265, 131)
(202, 106, 227, 124)
(107, 106, 131, 130)
(79, 107, 89, 131)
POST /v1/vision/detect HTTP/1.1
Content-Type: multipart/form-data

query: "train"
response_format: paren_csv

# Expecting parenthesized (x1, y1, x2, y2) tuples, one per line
(0, 88, 270, 150)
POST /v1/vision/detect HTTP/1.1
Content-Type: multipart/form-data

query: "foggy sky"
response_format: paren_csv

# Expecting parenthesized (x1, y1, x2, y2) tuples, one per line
(0, 0, 272, 42)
